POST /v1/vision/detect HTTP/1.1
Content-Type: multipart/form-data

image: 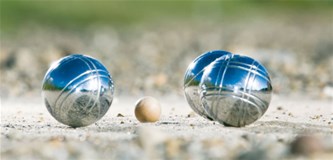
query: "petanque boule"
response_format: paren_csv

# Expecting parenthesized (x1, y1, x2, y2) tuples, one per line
(200, 54, 272, 127)
(42, 54, 114, 127)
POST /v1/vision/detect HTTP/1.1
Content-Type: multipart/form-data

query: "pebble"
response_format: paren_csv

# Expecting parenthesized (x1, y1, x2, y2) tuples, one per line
(290, 135, 324, 156)
(187, 111, 197, 118)
(277, 106, 283, 111)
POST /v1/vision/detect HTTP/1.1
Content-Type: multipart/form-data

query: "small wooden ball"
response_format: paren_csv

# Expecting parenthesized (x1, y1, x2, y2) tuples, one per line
(134, 97, 161, 122)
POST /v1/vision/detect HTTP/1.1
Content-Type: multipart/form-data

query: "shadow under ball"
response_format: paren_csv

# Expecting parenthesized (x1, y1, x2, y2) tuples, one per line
(200, 54, 272, 127)
(184, 50, 232, 120)
(42, 54, 114, 127)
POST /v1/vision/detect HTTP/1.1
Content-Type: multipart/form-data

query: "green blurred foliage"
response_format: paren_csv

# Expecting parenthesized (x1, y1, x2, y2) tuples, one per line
(1, 0, 332, 34)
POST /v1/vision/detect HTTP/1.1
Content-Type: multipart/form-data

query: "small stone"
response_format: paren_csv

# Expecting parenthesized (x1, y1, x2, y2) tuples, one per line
(117, 113, 125, 117)
(241, 134, 249, 141)
(190, 124, 195, 129)
(290, 135, 324, 156)
(310, 115, 321, 120)
(288, 113, 294, 117)
(277, 138, 284, 143)
(5, 124, 15, 128)
(187, 111, 196, 118)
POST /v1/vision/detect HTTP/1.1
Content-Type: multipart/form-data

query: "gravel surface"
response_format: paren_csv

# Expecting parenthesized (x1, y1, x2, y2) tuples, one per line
(1, 95, 332, 160)
(1, 13, 332, 160)
(1, 21, 332, 98)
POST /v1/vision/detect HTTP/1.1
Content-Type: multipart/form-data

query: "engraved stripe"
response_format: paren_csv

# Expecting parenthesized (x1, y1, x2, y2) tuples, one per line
(184, 69, 205, 87)
(244, 62, 261, 126)
(85, 58, 102, 114)
(215, 55, 232, 113)
(78, 58, 94, 114)
(226, 65, 271, 83)
(240, 60, 256, 126)
(228, 61, 267, 75)
(77, 57, 96, 115)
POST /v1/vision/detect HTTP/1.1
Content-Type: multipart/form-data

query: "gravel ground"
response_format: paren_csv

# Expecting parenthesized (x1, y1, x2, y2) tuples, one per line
(1, 20, 333, 98)
(1, 13, 332, 160)
(1, 94, 332, 160)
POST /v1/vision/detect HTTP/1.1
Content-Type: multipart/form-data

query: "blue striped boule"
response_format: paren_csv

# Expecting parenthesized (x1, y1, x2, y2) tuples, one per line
(200, 54, 272, 127)
(42, 54, 114, 127)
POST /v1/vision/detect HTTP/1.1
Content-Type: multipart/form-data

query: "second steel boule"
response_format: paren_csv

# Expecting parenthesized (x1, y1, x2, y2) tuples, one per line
(42, 54, 114, 127)
(200, 54, 272, 127)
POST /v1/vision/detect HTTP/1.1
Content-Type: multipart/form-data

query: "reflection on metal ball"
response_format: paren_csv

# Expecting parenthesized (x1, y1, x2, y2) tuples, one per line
(42, 54, 114, 127)
(184, 50, 232, 120)
(200, 54, 272, 127)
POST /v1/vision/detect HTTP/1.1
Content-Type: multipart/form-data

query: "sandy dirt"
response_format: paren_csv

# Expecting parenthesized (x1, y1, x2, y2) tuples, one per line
(1, 94, 333, 160)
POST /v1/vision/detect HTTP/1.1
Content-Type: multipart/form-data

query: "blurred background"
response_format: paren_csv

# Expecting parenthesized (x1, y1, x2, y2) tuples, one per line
(0, 0, 332, 98)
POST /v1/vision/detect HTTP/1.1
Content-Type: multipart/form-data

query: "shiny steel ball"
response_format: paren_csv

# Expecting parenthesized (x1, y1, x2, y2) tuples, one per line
(184, 50, 232, 120)
(42, 54, 114, 127)
(134, 97, 161, 123)
(200, 54, 272, 127)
